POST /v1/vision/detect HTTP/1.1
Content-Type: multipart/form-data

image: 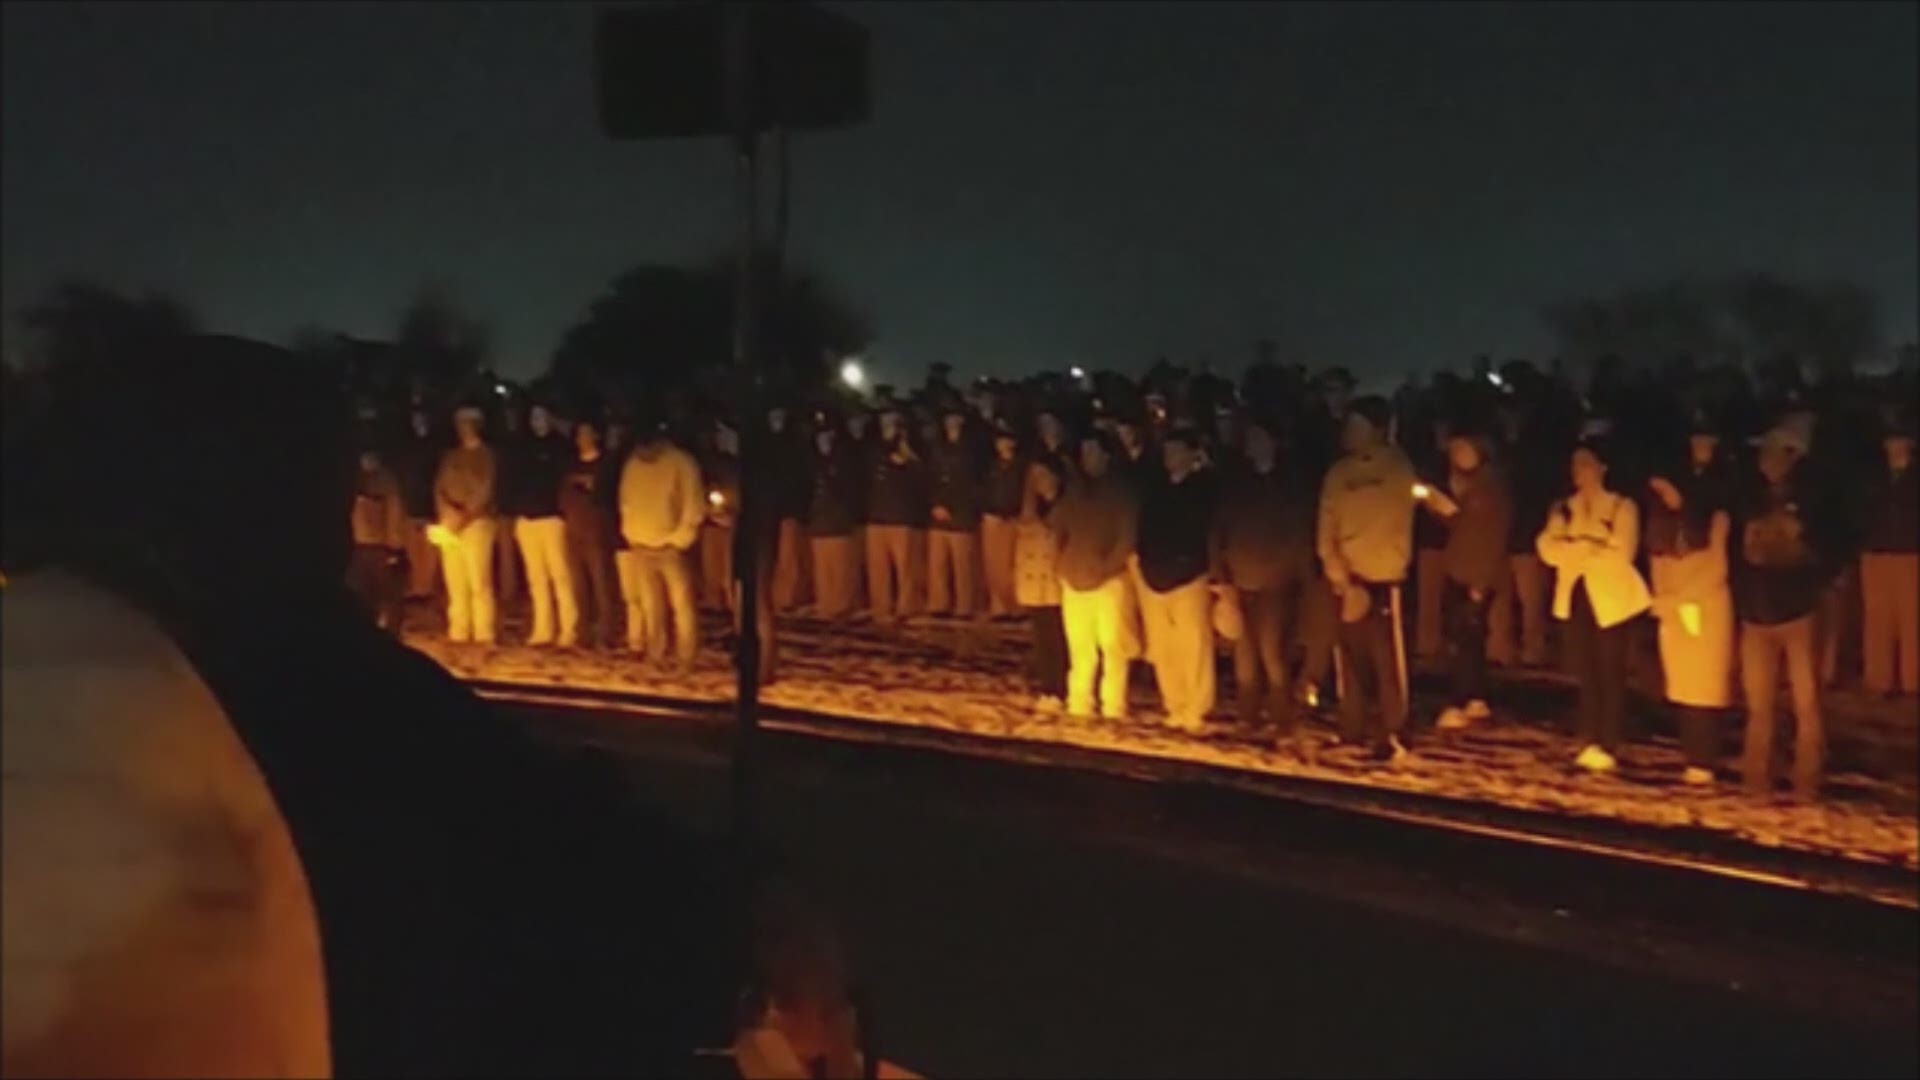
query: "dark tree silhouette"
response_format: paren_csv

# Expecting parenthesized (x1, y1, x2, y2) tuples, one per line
(548, 254, 870, 407)
(16, 279, 200, 380)
(1542, 274, 1883, 380)
(395, 283, 491, 397)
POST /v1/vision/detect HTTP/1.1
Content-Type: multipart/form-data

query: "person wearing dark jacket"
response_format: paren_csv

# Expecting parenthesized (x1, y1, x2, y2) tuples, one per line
(980, 424, 1026, 619)
(1423, 432, 1514, 730)
(766, 406, 812, 613)
(699, 421, 743, 614)
(1213, 416, 1316, 734)
(864, 407, 927, 624)
(1136, 428, 1219, 732)
(348, 446, 409, 636)
(559, 417, 622, 650)
(807, 424, 862, 621)
(1411, 424, 1453, 660)
(395, 408, 443, 601)
(1051, 432, 1140, 721)
(1860, 412, 1918, 697)
(926, 406, 983, 618)
(1734, 424, 1836, 800)
(509, 405, 579, 647)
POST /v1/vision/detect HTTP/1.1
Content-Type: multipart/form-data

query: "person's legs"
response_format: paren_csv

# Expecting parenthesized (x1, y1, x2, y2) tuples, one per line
(516, 518, 555, 645)
(406, 518, 438, 599)
(536, 519, 579, 646)
(1178, 578, 1217, 725)
(1257, 585, 1293, 731)
(1061, 585, 1099, 717)
(770, 519, 800, 611)
(575, 532, 616, 648)
(463, 518, 498, 645)
(661, 548, 699, 669)
(1443, 579, 1490, 704)
(700, 526, 732, 611)
(1740, 622, 1782, 796)
(1678, 705, 1719, 770)
(811, 536, 849, 619)
(1299, 578, 1336, 699)
(1416, 548, 1446, 658)
(1486, 557, 1518, 667)
(949, 531, 979, 618)
(1594, 619, 1628, 752)
(1139, 585, 1178, 716)
(865, 526, 893, 622)
(495, 516, 521, 611)
(636, 551, 673, 661)
(1092, 577, 1132, 720)
(1233, 589, 1271, 726)
(1033, 605, 1068, 698)
(1335, 618, 1374, 743)
(1362, 593, 1405, 741)
(1781, 615, 1824, 800)
(616, 550, 645, 653)
(1897, 553, 1920, 694)
(925, 531, 954, 615)
(902, 527, 926, 617)
(1512, 553, 1551, 666)
(1566, 585, 1600, 743)
(442, 532, 473, 642)
(982, 515, 1018, 616)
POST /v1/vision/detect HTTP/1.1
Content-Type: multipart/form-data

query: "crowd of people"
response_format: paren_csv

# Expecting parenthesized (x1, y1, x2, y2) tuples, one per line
(347, 351, 1918, 802)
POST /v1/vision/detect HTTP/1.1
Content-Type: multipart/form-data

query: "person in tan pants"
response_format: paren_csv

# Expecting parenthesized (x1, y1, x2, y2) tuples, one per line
(980, 424, 1026, 618)
(1861, 416, 1918, 696)
(864, 408, 927, 624)
(807, 424, 862, 620)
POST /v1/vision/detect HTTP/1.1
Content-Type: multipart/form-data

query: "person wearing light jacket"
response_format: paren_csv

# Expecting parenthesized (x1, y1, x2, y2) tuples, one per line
(1421, 431, 1514, 732)
(1644, 418, 1737, 786)
(1536, 435, 1650, 774)
(1317, 396, 1418, 762)
(617, 417, 706, 670)
(434, 404, 500, 645)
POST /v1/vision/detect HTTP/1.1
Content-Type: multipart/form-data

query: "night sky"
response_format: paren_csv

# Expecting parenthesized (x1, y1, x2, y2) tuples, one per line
(4, 1, 1914, 386)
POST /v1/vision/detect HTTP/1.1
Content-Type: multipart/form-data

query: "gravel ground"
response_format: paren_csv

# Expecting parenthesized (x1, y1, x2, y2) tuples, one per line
(401, 604, 1920, 873)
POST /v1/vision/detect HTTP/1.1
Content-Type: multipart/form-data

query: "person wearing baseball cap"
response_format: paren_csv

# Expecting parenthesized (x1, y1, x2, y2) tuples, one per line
(1859, 408, 1918, 697)
(1733, 419, 1836, 800)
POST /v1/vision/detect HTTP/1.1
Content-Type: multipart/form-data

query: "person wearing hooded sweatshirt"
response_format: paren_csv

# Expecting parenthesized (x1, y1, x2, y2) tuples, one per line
(617, 417, 706, 669)
(1644, 417, 1737, 785)
(434, 404, 500, 645)
(1051, 431, 1141, 721)
(1536, 434, 1650, 775)
(512, 404, 579, 648)
(807, 420, 862, 621)
(865, 406, 928, 625)
(1213, 415, 1316, 734)
(925, 405, 983, 618)
(1734, 424, 1837, 800)
(1317, 395, 1418, 761)
(980, 423, 1027, 619)
(1423, 430, 1514, 731)
(1859, 410, 1918, 697)
(559, 415, 622, 651)
(1136, 428, 1219, 732)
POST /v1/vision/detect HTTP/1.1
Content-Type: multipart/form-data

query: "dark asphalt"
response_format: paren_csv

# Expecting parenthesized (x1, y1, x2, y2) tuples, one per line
(507, 703, 1919, 1079)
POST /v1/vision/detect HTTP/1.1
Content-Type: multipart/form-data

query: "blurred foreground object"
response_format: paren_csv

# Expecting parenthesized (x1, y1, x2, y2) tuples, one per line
(1, 571, 330, 1079)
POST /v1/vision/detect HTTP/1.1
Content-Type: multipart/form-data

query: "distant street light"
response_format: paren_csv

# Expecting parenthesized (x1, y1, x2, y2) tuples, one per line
(1069, 365, 1087, 380)
(840, 358, 866, 390)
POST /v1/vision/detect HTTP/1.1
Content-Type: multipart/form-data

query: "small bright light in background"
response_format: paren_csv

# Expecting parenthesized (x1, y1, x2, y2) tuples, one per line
(840, 358, 866, 390)
(708, 489, 726, 509)
(494, 383, 509, 396)
(1069, 365, 1087, 380)
(1486, 371, 1505, 388)
(1411, 483, 1432, 499)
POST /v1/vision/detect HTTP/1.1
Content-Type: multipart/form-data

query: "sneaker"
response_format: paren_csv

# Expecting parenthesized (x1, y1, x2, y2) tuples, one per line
(1574, 744, 1618, 773)
(1435, 707, 1470, 731)
(1369, 736, 1411, 764)
(1682, 766, 1715, 787)
(1034, 695, 1065, 715)
(1463, 699, 1492, 721)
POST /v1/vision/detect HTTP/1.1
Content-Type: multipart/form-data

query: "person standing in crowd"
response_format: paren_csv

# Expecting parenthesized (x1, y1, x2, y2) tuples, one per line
(1491, 399, 1556, 670)
(617, 414, 706, 670)
(1213, 415, 1315, 735)
(980, 422, 1026, 620)
(559, 415, 621, 651)
(926, 403, 983, 619)
(347, 445, 409, 636)
(1052, 431, 1140, 722)
(766, 406, 812, 614)
(1734, 424, 1836, 800)
(395, 406, 442, 603)
(493, 401, 524, 613)
(1016, 453, 1069, 711)
(1859, 411, 1918, 698)
(864, 405, 927, 625)
(806, 418, 861, 621)
(513, 404, 578, 648)
(1136, 428, 1219, 732)
(1034, 406, 1073, 477)
(1417, 430, 1514, 731)
(700, 419, 742, 614)
(1318, 397, 1418, 761)
(1536, 436, 1650, 775)
(1411, 421, 1453, 661)
(1644, 419, 1736, 786)
(434, 404, 500, 646)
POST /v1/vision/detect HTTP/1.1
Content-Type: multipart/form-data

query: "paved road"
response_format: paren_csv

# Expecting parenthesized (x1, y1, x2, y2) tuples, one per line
(512, 704, 1918, 1079)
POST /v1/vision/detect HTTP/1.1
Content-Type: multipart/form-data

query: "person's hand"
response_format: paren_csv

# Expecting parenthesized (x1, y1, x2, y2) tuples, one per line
(1648, 476, 1683, 512)
(1324, 557, 1351, 594)
(1469, 586, 1485, 603)
(931, 506, 952, 524)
